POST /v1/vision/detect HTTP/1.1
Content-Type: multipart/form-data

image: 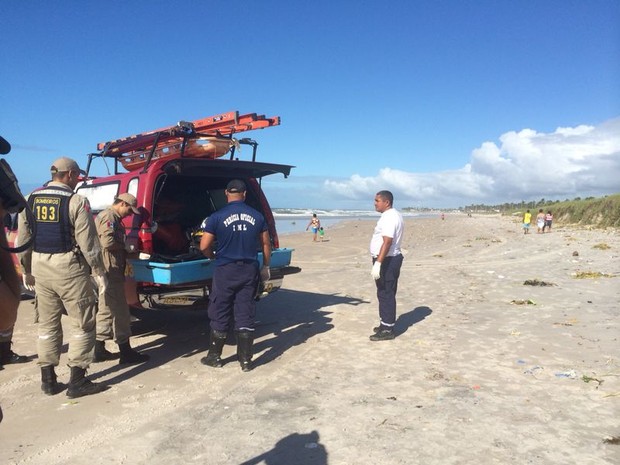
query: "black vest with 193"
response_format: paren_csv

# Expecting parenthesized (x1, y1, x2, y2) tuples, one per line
(28, 186, 75, 253)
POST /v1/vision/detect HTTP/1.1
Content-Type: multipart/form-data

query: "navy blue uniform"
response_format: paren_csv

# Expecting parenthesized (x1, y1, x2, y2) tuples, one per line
(28, 186, 75, 253)
(204, 200, 267, 332)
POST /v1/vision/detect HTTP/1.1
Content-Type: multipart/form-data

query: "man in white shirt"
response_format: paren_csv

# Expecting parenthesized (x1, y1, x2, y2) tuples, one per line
(369, 190, 404, 341)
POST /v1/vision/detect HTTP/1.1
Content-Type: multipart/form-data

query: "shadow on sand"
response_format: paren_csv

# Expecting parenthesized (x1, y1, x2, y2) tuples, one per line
(89, 289, 367, 385)
(394, 306, 432, 336)
(239, 430, 327, 465)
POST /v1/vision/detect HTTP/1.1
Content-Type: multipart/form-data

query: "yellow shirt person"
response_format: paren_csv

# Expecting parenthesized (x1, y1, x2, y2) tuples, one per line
(523, 210, 532, 234)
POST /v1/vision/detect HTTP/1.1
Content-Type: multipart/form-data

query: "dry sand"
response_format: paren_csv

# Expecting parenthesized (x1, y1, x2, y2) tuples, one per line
(1, 214, 619, 465)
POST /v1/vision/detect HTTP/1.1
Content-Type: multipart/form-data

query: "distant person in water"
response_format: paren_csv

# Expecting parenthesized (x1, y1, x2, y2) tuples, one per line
(305, 213, 321, 242)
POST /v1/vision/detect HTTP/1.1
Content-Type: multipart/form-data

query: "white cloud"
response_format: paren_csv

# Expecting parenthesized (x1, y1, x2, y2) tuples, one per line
(324, 117, 620, 207)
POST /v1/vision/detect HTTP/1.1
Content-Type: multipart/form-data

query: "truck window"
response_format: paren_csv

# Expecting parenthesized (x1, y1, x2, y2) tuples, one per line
(127, 177, 139, 198)
(76, 182, 120, 214)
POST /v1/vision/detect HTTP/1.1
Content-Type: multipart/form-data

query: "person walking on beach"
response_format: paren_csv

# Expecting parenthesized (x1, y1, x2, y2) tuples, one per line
(94, 193, 150, 365)
(522, 209, 532, 234)
(306, 213, 321, 242)
(543, 210, 553, 233)
(536, 209, 545, 233)
(18, 157, 108, 398)
(199, 179, 271, 371)
(369, 190, 404, 341)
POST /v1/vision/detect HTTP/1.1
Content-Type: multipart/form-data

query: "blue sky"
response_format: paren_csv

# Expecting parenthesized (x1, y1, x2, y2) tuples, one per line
(1, 1, 619, 209)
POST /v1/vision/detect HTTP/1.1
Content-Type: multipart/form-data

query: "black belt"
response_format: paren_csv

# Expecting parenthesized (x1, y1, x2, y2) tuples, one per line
(371, 254, 401, 260)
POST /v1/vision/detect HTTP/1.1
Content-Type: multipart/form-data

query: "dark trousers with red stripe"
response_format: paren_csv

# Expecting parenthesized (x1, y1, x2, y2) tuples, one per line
(208, 261, 259, 332)
(374, 254, 403, 327)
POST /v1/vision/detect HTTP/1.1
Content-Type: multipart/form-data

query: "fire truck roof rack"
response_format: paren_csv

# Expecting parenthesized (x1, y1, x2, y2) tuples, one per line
(90, 111, 280, 174)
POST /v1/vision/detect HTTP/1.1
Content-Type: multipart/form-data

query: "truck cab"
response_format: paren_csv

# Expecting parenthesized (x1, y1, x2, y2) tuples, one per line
(76, 111, 300, 309)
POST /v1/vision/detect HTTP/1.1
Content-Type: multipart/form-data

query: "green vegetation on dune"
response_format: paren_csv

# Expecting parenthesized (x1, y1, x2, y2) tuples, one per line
(553, 194, 620, 228)
(461, 194, 620, 228)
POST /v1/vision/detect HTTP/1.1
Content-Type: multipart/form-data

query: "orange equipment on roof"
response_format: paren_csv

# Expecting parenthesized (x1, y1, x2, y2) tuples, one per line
(98, 111, 280, 171)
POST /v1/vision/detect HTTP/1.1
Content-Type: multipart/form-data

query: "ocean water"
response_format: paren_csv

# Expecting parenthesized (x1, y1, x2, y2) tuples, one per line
(272, 209, 433, 236)
(275, 215, 375, 235)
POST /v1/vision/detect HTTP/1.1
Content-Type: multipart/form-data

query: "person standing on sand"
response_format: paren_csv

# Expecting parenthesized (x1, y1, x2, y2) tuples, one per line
(523, 209, 532, 234)
(93, 193, 150, 365)
(18, 157, 109, 398)
(199, 179, 271, 372)
(0, 206, 21, 350)
(369, 190, 404, 341)
(0, 135, 29, 372)
(0, 189, 23, 422)
(543, 210, 553, 233)
(536, 209, 545, 233)
(0, 212, 29, 368)
(305, 213, 321, 242)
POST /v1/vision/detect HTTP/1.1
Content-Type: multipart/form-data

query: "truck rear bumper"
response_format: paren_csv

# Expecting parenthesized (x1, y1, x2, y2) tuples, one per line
(134, 265, 302, 309)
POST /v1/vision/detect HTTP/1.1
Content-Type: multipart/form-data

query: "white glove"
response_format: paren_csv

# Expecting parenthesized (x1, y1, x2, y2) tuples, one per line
(260, 266, 271, 282)
(371, 261, 382, 280)
(93, 274, 109, 294)
(22, 273, 36, 292)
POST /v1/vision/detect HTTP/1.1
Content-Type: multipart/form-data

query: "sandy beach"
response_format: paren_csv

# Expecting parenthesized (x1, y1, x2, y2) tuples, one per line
(1, 214, 618, 465)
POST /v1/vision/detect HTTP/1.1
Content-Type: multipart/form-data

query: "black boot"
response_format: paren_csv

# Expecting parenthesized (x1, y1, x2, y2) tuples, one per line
(0, 341, 29, 366)
(372, 324, 393, 333)
(118, 341, 149, 365)
(41, 365, 63, 395)
(93, 340, 116, 362)
(369, 328, 395, 341)
(201, 329, 227, 367)
(237, 330, 255, 372)
(66, 366, 108, 399)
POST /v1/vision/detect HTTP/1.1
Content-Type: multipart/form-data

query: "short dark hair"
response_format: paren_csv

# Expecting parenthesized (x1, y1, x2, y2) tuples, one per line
(376, 190, 393, 206)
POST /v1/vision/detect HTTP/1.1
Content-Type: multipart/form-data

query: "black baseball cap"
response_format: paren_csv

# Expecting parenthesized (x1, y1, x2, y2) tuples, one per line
(226, 179, 246, 193)
(0, 135, 10, 155)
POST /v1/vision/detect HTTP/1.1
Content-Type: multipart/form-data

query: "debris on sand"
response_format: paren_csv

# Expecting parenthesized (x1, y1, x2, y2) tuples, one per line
(602, 436, 620, 445)
(523, 279, 556, 286)
(581, 375, 604, 388)
(573, 270, 614, 279)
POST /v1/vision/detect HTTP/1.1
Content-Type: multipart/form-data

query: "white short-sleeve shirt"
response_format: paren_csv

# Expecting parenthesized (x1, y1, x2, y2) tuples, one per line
(369, 207, 403, 257)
